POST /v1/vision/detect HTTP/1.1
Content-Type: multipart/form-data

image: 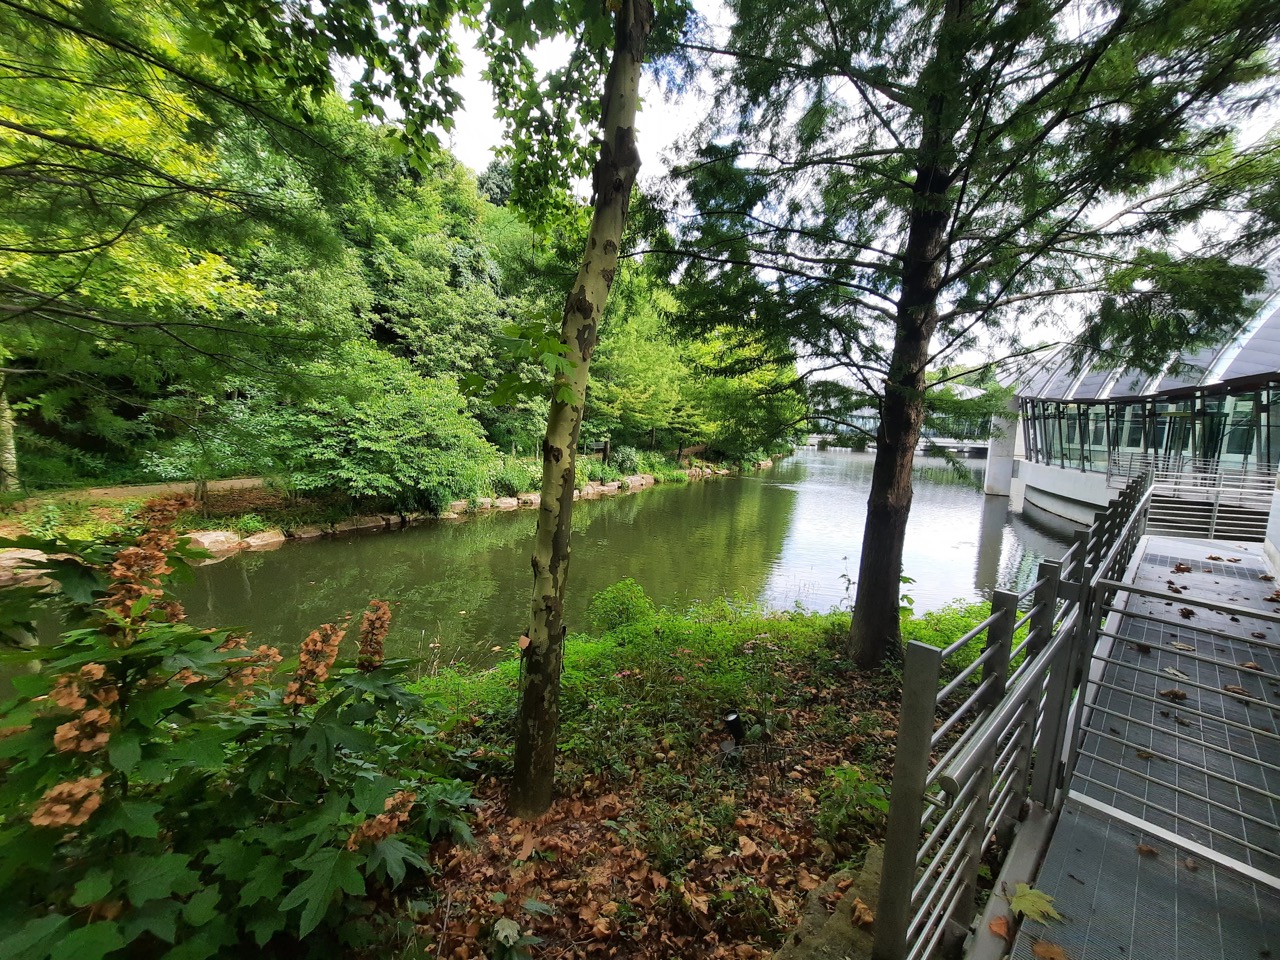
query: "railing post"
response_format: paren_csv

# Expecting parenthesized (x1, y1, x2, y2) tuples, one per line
(951, 590, 1020, 927)
(1028, 561, 1061, 661)
(1030, 619, 1074, 809)
(874, 642, 943, 960)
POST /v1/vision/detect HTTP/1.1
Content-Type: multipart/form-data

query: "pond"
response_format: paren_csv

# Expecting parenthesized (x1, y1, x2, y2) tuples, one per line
(175, 450, 1080, 671)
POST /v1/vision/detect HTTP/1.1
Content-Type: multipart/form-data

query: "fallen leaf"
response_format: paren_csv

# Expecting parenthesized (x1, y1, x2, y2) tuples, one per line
(1260, 574, 1275, 581)
(988, 916, 1012, 942)
(1241, 661, 1263, 670)
(1135, 749, 1156, 760)
(1032, 941, 1070, 960)
(1251, 632, 1267, 639)
(491, 645, 503, 652)
(1158, 688, 1188, 701)
(1173, 563, 1192, 573)
(796, 867, 820, 892)
(851, 897, 874, 929)
(1135, 642, 1152, 654)
(1172, 642, 1196, 651)
(1179, 607, 1196, 619)
(1136, 843, 1159, 857)
(1163, 667, 1191, 680)
(1183, 857, 1199, 872)
(1224, 684, 1251, 696)
(737, 836, 759, 858)
(1010, 883, 1063, 924)
(518, 833, 535, 862)
(1207, 555, 1223, 561)
(1228, 557, 1242, 563)
(518, 635, 531, 650)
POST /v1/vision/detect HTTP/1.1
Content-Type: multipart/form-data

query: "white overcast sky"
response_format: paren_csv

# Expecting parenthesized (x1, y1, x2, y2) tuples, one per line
(436, 7, 732, 184)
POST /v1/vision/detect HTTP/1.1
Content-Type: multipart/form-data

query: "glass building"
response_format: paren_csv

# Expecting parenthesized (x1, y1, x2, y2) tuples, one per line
(1013, 285, 1280, 475)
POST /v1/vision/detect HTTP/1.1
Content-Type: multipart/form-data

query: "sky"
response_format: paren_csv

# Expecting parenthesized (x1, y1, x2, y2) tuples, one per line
(436, 11, 729, 184)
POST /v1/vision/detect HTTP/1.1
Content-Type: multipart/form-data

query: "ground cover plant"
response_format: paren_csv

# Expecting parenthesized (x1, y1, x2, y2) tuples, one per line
(408, 584, 998, 959)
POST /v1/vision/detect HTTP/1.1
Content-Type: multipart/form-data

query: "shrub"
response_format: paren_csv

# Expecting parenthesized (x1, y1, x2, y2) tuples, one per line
(583, 459, 623, 484)
(586, 579, 657, 633)
(609, 445, 641, 474)
(489, 458, 541, 498)
(0, 500, 474, 958)
(816, 763, 890, 857)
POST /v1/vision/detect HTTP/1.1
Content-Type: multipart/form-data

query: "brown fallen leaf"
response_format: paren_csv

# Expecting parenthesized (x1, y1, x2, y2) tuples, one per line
(1158, 688, 1188, 701)
(1173, 563, 1192, 573)
(1135, 749, 1157, 760)
(1136, 843, 1159, 857)
(518, 832, 536, 862)
(1241, 661, 1263, 670)
(1135, 642, 1152, 654)
(1224, 684, 1251, 696)
(1228, 557, 1242, 563)
(1207, 555, 1223, 561)
(988, 915, 1012, 943)
(1032, 940, 1070, 960)
(851, 897, 875, 929)
(1183, 857, 1199, 872)
(1250, 632, 1267, 640)
(738, 836, 759, 858)
(1179, 607, 1196, 619)
(796, 867, 820, 892)
(1260, 574, 1275, 581)
(1172, 642, 1196, 651)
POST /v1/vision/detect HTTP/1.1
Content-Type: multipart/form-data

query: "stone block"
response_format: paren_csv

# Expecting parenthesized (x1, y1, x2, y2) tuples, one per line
(287, 525, 327, 539)
(333, 516, 385, 534)
(448, 500, 470, 514)
(185, 531, 243, 554)
(494, 497, 519, 510)
(242, 530, 286, 551)
(517, 493, 540, 507)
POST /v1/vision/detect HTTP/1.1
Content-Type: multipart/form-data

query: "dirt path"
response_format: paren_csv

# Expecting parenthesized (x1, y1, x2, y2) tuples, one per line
(13, 477, 264, 506)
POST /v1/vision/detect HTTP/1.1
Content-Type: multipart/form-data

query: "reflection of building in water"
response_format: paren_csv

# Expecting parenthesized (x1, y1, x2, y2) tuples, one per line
(975, 494, 1080, 598)
(986, 276, 1280, 525)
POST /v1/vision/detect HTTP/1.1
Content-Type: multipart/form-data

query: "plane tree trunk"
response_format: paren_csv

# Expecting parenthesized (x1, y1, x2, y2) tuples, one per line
(510, 0, 652, 818)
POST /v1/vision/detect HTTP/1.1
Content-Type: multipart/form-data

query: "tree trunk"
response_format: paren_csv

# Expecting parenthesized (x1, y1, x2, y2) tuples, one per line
(510, 0, 652, 818)
(848, 0, 969, 668)
(0, 377, 18, 493)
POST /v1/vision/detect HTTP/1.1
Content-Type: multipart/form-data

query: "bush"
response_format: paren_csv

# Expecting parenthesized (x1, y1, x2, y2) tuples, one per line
(489, 458, 541, 498)
(586, 579, 657, 633)
(0, 501, 474, 958)
(609, 445, 641, 474)
(583, 459, 623, 484)
(816, 763, 890, 857)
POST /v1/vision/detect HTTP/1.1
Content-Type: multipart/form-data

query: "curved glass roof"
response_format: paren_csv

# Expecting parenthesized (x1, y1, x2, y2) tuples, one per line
(1009, 282, 1280, 402)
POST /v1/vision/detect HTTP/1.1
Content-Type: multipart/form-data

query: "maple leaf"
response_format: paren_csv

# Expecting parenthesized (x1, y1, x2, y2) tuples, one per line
(1009, 883, 1062, 924)
(1032, 940, 1070, 960)
(988, 915, 1012, 942)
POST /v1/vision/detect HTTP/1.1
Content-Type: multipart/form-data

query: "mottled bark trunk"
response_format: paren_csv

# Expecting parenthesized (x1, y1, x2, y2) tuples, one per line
(0, 377, 18, 492)
(510, 0, 652, 818)
(848, 0, 969, 668)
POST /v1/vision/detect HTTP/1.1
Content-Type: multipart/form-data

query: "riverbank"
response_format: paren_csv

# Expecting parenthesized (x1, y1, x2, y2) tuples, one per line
(0, 457, 780, 584)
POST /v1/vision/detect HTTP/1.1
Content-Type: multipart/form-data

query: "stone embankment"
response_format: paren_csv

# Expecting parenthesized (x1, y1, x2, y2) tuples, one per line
(0, 462, 774, 582)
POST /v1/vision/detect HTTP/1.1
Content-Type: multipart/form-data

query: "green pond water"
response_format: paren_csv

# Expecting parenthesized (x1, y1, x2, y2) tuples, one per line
(174, 451, 1079, 672)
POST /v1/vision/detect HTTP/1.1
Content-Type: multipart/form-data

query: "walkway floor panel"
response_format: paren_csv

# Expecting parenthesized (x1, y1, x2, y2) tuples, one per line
(1010, 536, 1280, 960)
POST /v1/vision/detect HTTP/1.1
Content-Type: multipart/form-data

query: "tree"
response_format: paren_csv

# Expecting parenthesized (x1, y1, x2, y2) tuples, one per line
(671, 0, 1280, 666)
(508, 0, 657, 818)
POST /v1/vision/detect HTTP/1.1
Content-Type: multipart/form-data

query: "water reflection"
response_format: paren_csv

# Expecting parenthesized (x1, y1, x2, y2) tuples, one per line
(174, 450, 1080, 670)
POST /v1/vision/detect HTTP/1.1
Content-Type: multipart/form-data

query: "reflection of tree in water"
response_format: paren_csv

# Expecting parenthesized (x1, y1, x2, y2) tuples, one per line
(973, 497, 1080, 600)
(176, 478, 799, 674)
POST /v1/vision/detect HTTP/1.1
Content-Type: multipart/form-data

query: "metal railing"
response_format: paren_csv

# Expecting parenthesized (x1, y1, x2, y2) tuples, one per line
(1145, 459, 1277, 541)
(872, 478, 1151, 960)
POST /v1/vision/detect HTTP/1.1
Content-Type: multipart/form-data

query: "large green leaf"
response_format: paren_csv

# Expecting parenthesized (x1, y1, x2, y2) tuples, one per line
(279, 848, 365, 937)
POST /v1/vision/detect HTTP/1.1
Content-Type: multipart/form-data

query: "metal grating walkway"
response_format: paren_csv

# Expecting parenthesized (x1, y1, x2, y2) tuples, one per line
(1011, 536, 1280, 960)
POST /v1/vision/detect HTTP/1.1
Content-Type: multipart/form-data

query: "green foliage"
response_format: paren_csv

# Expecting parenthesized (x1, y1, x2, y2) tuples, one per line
(1009, 883, 1064, 924)
(816, 764, 890, 857)
(609, 445, 642, 474)
(582, 459, 624, 485)
(586, 579, 658, 633)
(488, 458, 542, 498)
(0, 511, 475, 958)
(262, 344, 499, 512)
